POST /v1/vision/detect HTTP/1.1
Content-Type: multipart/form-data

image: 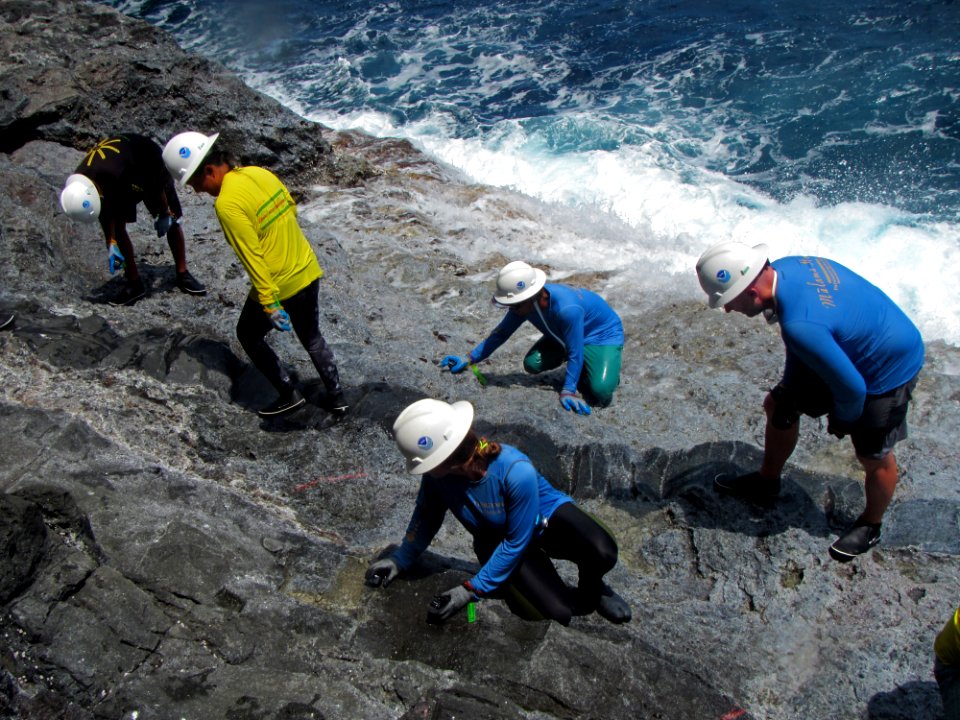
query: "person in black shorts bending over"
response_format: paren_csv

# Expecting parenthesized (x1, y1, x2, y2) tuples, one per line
(59, 134, 207, 306)
(696, 242, 924, 562)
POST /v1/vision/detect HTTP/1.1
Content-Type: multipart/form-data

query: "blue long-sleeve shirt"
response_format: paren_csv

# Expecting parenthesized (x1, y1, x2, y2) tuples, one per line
(391, 445, 573, 596)
(468, 284, 624, 394)
(773, 256, 924, 423)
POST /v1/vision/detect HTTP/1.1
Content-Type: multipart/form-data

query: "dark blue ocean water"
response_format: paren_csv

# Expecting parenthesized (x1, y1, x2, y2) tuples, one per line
(108, 0, 960, 342)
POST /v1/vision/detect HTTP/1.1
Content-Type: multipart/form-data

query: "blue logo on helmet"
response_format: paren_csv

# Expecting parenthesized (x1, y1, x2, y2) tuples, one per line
(417, 436, 433, 451)
(179, 147, 191, 159)
(516, 281, 526, 290)
(82, 200, 91, 209)
(716, 269, 731, 284)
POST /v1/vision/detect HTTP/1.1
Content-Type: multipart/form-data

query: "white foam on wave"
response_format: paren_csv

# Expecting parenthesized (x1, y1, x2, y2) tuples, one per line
(308, 107, 960, 345)
(107, 0, 960, 348)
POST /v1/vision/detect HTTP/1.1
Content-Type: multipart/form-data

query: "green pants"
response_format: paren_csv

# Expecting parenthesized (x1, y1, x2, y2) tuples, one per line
(523, 338, 623, 407)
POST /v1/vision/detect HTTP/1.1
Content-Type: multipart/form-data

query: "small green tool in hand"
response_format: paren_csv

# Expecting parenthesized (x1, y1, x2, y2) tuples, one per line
(469, 364, 488, 386)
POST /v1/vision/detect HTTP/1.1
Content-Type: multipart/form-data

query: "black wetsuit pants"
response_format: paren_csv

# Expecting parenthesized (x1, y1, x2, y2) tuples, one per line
(236, 279, 341, 397)
(474, 502, 618, 626)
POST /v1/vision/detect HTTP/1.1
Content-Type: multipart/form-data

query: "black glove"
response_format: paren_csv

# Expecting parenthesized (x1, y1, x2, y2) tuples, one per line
(365, 558, 400, 588)
(426, 584, 474, 624)
(827, 415, 853, 439)
(154, 214, 174, 237)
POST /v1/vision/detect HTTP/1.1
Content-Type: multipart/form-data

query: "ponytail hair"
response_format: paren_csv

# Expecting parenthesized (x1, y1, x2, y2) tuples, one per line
(472, 435, 502, 468)
(443, 429, 501, 476)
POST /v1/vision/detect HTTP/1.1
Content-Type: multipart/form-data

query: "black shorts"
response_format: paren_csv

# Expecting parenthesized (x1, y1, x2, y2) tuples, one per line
(131, 176, 183, 223)
(771, 361, 919, 459)
(84, 134, 183, 224)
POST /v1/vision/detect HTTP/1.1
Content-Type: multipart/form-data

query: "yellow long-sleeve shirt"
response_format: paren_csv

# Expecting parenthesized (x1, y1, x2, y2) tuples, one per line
(936, 607, 960, 666)
(214, 166, 322, 308)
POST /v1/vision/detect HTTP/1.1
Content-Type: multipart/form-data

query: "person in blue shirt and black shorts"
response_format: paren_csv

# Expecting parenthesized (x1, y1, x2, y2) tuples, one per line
(696, 242, 924, 562)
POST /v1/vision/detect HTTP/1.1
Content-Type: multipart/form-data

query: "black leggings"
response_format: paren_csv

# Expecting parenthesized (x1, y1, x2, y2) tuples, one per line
(236, 279, 341, 396)
(474, 502, 618, 626)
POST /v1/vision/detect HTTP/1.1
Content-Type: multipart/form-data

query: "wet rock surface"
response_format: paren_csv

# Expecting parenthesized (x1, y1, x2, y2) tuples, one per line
(0, 2, 959, 719)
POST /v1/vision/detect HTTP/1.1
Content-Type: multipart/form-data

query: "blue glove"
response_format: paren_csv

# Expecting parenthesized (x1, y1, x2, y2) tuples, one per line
(560, 392, 591, 416)
(107, 242, 125, 274)
(365, 558, 400, 588)
(440, 355, 470, 374)
(154, 214, 174, 237)
(426, 584, 475, 624)
(265, 303, 292, 332)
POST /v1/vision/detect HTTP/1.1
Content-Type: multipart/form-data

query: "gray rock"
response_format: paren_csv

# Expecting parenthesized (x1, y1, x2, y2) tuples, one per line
(0, 2, 958, 719)
(0, 494, 47, 605)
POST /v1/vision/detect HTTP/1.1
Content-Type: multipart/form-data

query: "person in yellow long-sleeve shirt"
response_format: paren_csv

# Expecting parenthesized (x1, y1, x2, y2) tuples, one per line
(162, 131, 346, 418)
(936, 606, 960, 719)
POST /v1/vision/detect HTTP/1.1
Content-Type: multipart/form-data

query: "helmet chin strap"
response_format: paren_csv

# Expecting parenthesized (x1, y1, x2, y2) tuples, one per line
(763, 269, 779, 324)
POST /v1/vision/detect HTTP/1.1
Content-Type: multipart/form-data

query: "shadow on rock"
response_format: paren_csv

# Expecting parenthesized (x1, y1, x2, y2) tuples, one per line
(85, 265, 188, 306)
(355, 568, 550, 672)
(481, 369, 560, 392)
(10, 307, 121, 369)
(867, 680, 942, 719)
(472, 421, 563, 483)
(109, 329, 243, 398)
(552, 438, 871, 540)
(0, 494, 48, 605)
(656, 443, 947, 548)
(8, 306, 246, 400)
(661, 454, 839, 541)
(254, 379, 434, 433)
(356, 565, 751, 720)
(84, 277, 137, 306)
(346, 381, 456, 433)
(370, 545, 481, 582)
(885, 500, 960, 555)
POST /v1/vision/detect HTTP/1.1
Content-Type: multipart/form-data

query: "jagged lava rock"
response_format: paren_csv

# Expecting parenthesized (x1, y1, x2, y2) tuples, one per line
(0, 2, 958, 719)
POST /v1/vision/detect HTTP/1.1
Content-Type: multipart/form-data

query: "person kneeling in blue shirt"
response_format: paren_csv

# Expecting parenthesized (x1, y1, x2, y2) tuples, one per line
(365, 398, 631, 625)
(696, 242, 924, 563)
(441, 261, 625, 416)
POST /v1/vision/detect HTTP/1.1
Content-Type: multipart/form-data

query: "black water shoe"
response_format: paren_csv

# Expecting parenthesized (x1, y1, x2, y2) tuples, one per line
(325, 391, 349, 416)
(176, 271, 207, 296)
(596, 584, 632, 624)
(829, 520, 881, 563)
(257, 389, 306, 418)
(0, 314, 13, 331)
(714, 471, 781, 500)
(109, 280, 146, 307)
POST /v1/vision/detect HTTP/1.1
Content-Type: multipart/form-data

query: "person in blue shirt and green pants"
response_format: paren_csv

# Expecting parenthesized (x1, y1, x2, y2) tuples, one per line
(441, 261, 624, 416)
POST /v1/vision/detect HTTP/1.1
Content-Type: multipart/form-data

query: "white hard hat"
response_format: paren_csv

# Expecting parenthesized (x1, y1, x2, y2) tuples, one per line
(162, 131, 219, 184)
(59, 174, 101, 222)
(393, 399, 474, 474)
(493, 261, 547, 305)
(696, 241, 770, 308)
